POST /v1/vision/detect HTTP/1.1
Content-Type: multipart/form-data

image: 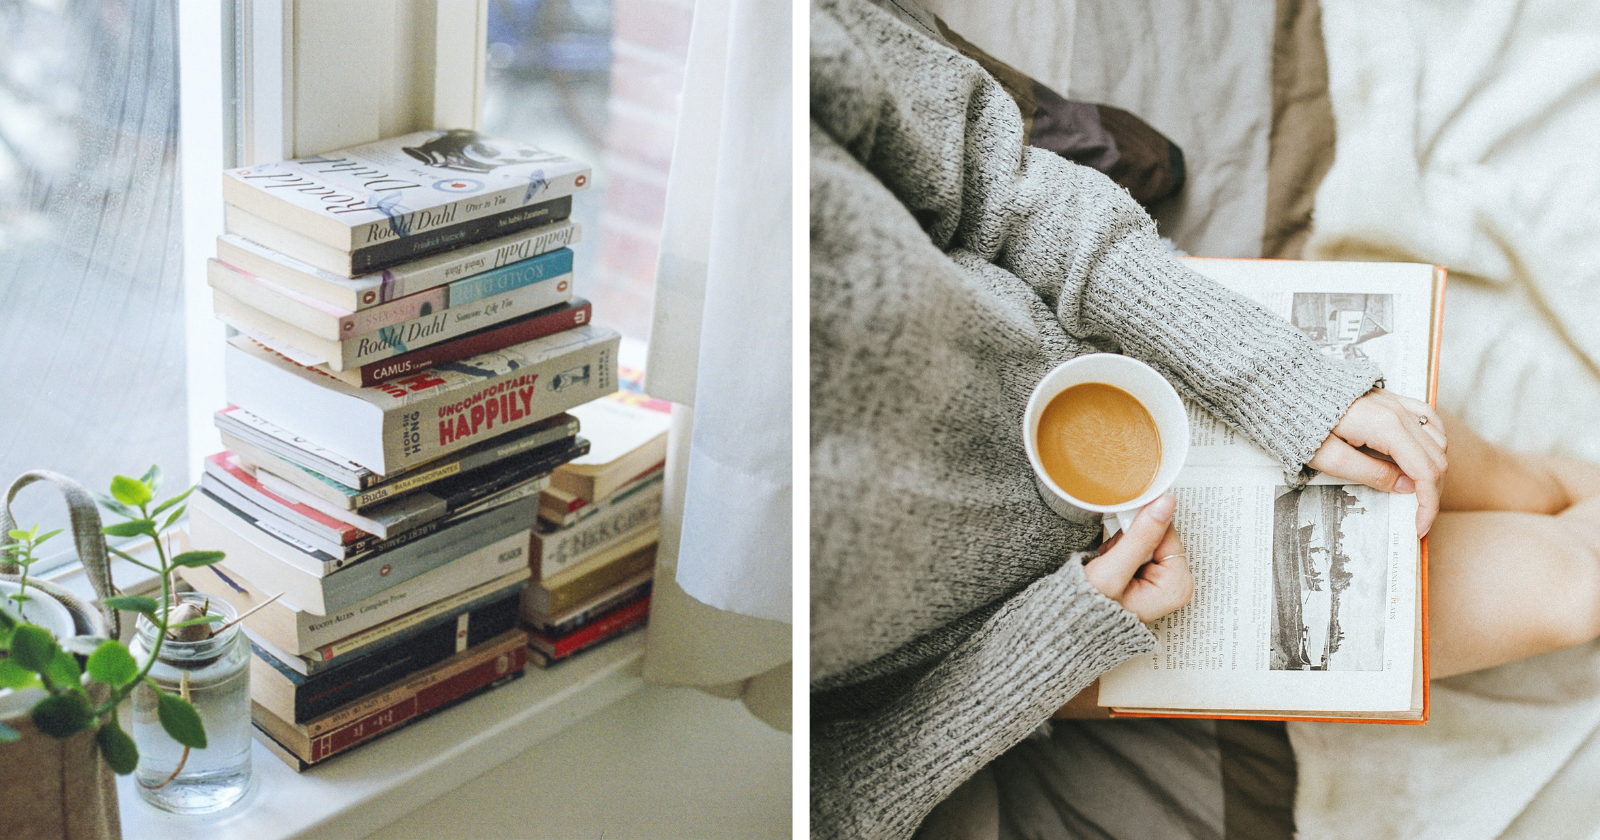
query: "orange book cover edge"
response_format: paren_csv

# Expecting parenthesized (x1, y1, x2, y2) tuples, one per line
(1107, 263, 1446, 725)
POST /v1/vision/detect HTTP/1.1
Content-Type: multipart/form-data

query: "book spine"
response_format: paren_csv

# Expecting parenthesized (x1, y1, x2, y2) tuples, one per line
(349, 415, 579, 507)
(290, 595, 520, 721)
(529, 620, 646, 668)
(447, 248, 573, 307)
(531, 595, 651, 659)
(428, 439, 586, 511)
(318, 507, 533, 610)
(298, 532, 530, 647)
(534, 480, 663, 580)
(357, 300, 591, 387)
(301, 669, 525, 765)
(304, 632, 528, 741)
(338, 275, 573, 368)
(529, 578, 652, 638)
(377, 330, 616, 472)
(310, 576, 526, 661)
(366, 220, 581, 304)
(339, 287, 449, 338)
(528, 543, 657, 615)
(349, 196, 572, 275)
(343, 169, 585, 251)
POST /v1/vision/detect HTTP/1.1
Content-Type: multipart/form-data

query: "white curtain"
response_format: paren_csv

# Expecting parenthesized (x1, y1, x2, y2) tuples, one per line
(640, 0, 792, 725)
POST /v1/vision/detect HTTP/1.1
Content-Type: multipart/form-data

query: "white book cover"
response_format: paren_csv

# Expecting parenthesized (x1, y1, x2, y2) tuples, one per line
(225, 323, 619, 475)
(222, 130, 589, 252)
(215, 219, 580, 309)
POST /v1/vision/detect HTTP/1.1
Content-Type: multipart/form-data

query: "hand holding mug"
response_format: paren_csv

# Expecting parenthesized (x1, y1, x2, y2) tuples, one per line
(1084, 495, 1192, 623)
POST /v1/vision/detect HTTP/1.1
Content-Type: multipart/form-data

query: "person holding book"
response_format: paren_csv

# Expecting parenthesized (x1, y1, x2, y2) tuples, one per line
(809, 1, 1448, 838)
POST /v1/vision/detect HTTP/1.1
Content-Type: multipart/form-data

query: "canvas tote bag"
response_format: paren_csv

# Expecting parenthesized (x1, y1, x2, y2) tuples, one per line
(0, 471, 122, 840)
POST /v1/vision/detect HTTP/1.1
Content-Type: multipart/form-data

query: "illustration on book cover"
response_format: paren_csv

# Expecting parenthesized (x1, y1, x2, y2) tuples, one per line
(1270, 484, 1389, 671)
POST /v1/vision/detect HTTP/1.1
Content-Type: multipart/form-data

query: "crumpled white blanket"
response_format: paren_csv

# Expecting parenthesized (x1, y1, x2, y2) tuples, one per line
(1296, 1, 1600, 837)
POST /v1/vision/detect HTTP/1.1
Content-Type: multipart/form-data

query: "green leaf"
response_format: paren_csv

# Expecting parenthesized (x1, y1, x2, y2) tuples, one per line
(171, 551, 225, 569)
(167, 615, 225, 630)
(96, 720, 138, 774)
(93, 493, 137, 519)
(0, 721, 19, 743)
(156, 692, 207, 749)
(102, 519, 157, 539)
(86, 641, 138, 687)
(10, 625, 58, 672)
(110, 475, 152, 508)
(161, 505, 187, 532)
(150, 486, 195, 518)
(140, 464, 162, 497)
(6, 529, 28, 542)
(0, 659, 42, 690)
(32, 692, 91, 738)
(44, 650, 81, 691)
(102, 595, 159, 617)
(0, 601, 18, 631)
(34, 529, 60, 545)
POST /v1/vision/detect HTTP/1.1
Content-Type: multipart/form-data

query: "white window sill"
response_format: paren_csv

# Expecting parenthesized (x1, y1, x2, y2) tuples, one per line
(113, 631, 645, 840)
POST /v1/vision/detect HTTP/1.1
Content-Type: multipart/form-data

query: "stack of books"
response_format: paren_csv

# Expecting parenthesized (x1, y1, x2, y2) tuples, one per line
(182, 130, 622, 770)
(523, 365, 670, 666)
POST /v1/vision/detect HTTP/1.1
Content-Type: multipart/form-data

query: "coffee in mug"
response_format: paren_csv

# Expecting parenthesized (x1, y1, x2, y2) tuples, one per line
(1034, 383, 1161, 506)
(1022, 354, 1190, 536)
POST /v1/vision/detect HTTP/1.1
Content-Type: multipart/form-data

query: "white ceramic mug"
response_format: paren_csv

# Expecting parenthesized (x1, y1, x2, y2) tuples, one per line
(1022, 354, 1190, 538)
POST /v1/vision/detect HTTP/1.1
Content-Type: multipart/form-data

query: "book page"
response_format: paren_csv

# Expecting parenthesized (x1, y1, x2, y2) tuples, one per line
(1099, 261, 1433, 713)
(1181, 260, 1436, 471)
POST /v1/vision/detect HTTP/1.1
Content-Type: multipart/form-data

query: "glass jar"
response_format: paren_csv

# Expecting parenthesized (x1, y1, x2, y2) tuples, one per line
(127, 594, 253, 814)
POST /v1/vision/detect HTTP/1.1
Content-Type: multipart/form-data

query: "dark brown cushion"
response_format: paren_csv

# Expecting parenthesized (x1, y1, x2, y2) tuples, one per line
(933, 19, 1187, 208)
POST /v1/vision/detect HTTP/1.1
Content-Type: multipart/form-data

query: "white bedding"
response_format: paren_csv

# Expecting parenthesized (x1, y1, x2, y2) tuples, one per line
(1294, 1, 1600, 837)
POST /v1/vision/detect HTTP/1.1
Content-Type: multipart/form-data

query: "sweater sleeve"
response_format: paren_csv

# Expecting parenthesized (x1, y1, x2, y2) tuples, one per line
(811, 558, 1155, 840)
(811, 0, 1380, 475)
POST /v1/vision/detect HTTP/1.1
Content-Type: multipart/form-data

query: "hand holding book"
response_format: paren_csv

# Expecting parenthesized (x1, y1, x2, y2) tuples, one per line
(1307, 389, 1448, 536)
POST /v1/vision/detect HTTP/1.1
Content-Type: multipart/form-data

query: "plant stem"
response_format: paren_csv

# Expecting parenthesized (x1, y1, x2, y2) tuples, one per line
(92, 506, 175, 719)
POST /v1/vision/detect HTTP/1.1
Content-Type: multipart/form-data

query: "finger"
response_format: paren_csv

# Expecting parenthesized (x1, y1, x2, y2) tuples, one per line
(1124, 527, 1193, 621)
(1395, 394, 1447, 452)
(1374, 419, 1444, 536)
(1309, 435, 1407, 492)
(1084, 495, 1176, 595)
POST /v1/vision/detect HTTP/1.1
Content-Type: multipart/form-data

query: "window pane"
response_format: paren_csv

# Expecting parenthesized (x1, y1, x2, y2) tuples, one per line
(0, 0, 185, 564)
(484, 0, 690, 341)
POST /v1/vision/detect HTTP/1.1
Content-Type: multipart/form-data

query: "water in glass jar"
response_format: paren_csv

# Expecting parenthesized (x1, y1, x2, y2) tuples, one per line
(130, 598, 253, 814)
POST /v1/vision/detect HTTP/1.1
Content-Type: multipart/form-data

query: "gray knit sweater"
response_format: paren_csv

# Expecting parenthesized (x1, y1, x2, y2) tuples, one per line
(809, 1, 1383, 838)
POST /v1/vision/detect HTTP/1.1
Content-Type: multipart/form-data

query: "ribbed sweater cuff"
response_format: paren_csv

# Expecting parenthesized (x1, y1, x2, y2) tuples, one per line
(811, 558, 1154, 840)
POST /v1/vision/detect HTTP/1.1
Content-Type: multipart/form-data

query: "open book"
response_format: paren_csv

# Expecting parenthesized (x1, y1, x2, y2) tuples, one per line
(1096, 258, 1445, 723)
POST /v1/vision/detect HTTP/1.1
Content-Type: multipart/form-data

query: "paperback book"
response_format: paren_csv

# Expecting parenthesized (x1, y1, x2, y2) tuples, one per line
(224, 323, 619, 474)
(223, 129, 589, 270)
(214, 220, 580, 310)
(216, 407, 578, 501)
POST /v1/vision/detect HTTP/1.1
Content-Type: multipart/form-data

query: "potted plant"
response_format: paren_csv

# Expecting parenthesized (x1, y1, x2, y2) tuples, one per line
(0, 468, 227, 839)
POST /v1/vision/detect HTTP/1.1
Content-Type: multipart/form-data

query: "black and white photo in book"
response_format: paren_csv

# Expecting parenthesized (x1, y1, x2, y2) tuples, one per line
(1292, 293, 1397, 373)
(1270, 485, 1390, 672)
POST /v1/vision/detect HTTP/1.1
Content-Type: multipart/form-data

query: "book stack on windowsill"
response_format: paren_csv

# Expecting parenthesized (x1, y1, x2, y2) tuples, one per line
(181, 130, 622, 771)
(523, 365, 670, 667)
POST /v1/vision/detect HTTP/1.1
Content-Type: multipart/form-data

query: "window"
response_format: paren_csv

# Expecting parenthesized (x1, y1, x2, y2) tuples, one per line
(483, 0, 692, 341)
(0, 0, 185, 570)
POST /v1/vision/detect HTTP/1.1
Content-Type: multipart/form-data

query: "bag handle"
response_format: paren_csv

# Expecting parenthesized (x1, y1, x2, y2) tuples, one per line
(0, 471, 119, 638)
